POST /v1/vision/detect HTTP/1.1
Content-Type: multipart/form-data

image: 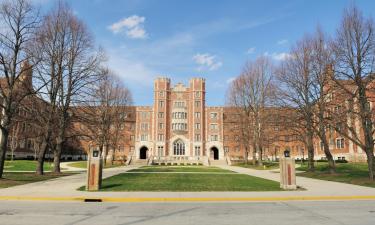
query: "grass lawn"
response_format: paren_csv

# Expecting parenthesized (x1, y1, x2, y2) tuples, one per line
(0, 172, 73, 188)
(80, 166, 282, 192)
(234, 161, 279, 170)
(4, 160, 53, 172)
(297, 162, 375, 188)
(128, 166, 235, 173)
(67, 161, 124, 169)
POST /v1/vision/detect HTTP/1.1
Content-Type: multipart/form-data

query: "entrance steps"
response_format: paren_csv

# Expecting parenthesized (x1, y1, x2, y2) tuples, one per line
(131, 159, 148, 166)
(209, 159, 227, 166)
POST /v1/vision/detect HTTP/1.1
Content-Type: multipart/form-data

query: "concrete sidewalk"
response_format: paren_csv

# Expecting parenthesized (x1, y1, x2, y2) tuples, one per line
(0, 165, 374, 202)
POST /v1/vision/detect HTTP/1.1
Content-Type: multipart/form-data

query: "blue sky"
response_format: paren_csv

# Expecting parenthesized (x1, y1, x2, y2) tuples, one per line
(35, 0, 375, 106)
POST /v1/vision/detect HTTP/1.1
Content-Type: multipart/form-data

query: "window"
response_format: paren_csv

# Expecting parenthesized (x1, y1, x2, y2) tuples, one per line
(141, 112, 149, 119)
(224, 146, 229, 153)
(159, 123, 164, 129)
(195, 134, 201, 141)
(130, 124, 135, 130)
(119, 112, 127, 120)
(159, 100, 164, 107)
(195, 92, 200, 98)
(172, 123, 187, 131)
(194, 146, 201, 156)
(195, 123, 201, 130)
(195, 101, 201, 107)
(141, 123, 149, 131)
(157, 134, 164, 141)
(174, 101, 185, 108)
(157, 146, 164, 156)
(210, 112, 218, 119)
(173, 140, 185, 155)
(336, 122, 343, 132)
(130, 135, 135, 141)
(210, 123, 218, 130)
(159, 91, 164, 97)
(210, 135, 218, 141)
(234, 135, 239, 141)
(194, 112, 201, 118)
(158, 112, 164, 118)
(173, 112, 187, 119)
(141, 134, 148, 141)
(120, 123, 125, 130)
(336, 138, 344, 149)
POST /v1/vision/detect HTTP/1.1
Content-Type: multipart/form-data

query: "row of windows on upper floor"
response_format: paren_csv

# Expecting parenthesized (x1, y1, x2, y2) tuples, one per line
(139, 134, 220, 142)
(158, 91, 202, 98)
(158, 100, 203, 108)
(157, 112, 219, 119)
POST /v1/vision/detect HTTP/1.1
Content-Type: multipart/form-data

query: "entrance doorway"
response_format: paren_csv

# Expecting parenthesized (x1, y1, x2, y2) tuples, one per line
(139, 146, 148, 159)
(211, 147, 219, 160)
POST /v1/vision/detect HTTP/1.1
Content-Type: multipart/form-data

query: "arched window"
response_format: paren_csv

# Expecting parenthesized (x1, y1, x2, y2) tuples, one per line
(173, 139, 185, 155)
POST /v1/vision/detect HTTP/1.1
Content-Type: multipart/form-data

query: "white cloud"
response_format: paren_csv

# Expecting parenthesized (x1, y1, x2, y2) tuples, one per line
(246, 47, 256, 54)
(226, 77, 236, 84)
(108, 15, 147, 39)
(264, 52, 291, 61)
(277, 39, 288, 45)
(192, 53, 222, 71)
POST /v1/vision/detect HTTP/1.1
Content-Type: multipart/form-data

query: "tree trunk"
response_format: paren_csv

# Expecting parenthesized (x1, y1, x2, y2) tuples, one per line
(252, 144, 256, 165)
(364, 149, 375, 180)
(53, 141, 62, 173)
(36, 140, 48, 175)
(306, 127, 315, 172)
(322, 139, 335, 174)
(0, 129, 9, 178)
(318, 117, 335, 173)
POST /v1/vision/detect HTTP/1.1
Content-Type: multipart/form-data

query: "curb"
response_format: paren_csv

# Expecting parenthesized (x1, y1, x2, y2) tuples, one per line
(1, 195, 375, 202)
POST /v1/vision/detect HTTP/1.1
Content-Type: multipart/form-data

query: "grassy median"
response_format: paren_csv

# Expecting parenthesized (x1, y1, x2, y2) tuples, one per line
(0, 172, 73, 188)
(297, 162, 375, 188)
(234, 161, 279, 170)
(67, 161, 124, 169)
(4, 160, 53, 172)
(81, 166, 282, 192)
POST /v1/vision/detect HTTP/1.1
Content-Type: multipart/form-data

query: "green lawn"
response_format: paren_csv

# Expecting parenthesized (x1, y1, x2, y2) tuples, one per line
(0, 172, 73, 188)
(4, 160, 53, 172)
(234, 161, 279, 170)
(297, 162, 375, 188)
(67, 161, 124, 169)
(128, 166, 235, 173)
(80, 166, 282, 192)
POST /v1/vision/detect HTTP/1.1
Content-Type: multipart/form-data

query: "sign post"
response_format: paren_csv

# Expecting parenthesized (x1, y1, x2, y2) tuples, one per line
(86, 149, 103, 191)
(279, 150, 297, 190)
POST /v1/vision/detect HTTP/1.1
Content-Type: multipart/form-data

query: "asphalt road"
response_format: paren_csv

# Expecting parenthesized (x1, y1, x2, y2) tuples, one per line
(0, 200, 374, 225)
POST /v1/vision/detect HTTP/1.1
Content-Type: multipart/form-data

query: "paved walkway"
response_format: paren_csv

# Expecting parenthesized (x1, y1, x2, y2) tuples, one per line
(0, 165, 374, 202)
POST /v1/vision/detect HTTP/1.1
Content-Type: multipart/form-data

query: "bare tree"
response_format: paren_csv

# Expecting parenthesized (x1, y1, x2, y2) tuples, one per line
(0, 0, 39, 178)
(276, 35, 317, 171)
(227, 56, 275, 165)
(79, 70, 132, 166)
(330, 5, 375, 179)
(31, 2, 102, 174)
(310, 27, 336, 173)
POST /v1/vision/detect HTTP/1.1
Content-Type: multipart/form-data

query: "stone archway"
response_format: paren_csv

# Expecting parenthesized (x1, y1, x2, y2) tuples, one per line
(139, 146, 148, 159)
(210, 147, 219, 160)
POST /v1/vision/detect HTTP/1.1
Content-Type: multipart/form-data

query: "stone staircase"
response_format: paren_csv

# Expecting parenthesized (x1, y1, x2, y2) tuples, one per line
(131, 159, 148, 166)
(209, 159, 227, 166)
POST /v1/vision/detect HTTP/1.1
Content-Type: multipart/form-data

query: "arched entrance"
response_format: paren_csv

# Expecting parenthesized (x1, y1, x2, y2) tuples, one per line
(211, 147, 219, 160)
(139, 146, 148, 159)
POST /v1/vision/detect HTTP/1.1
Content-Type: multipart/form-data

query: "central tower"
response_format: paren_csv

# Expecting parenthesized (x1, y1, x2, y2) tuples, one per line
(152, 77, 205, 158)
